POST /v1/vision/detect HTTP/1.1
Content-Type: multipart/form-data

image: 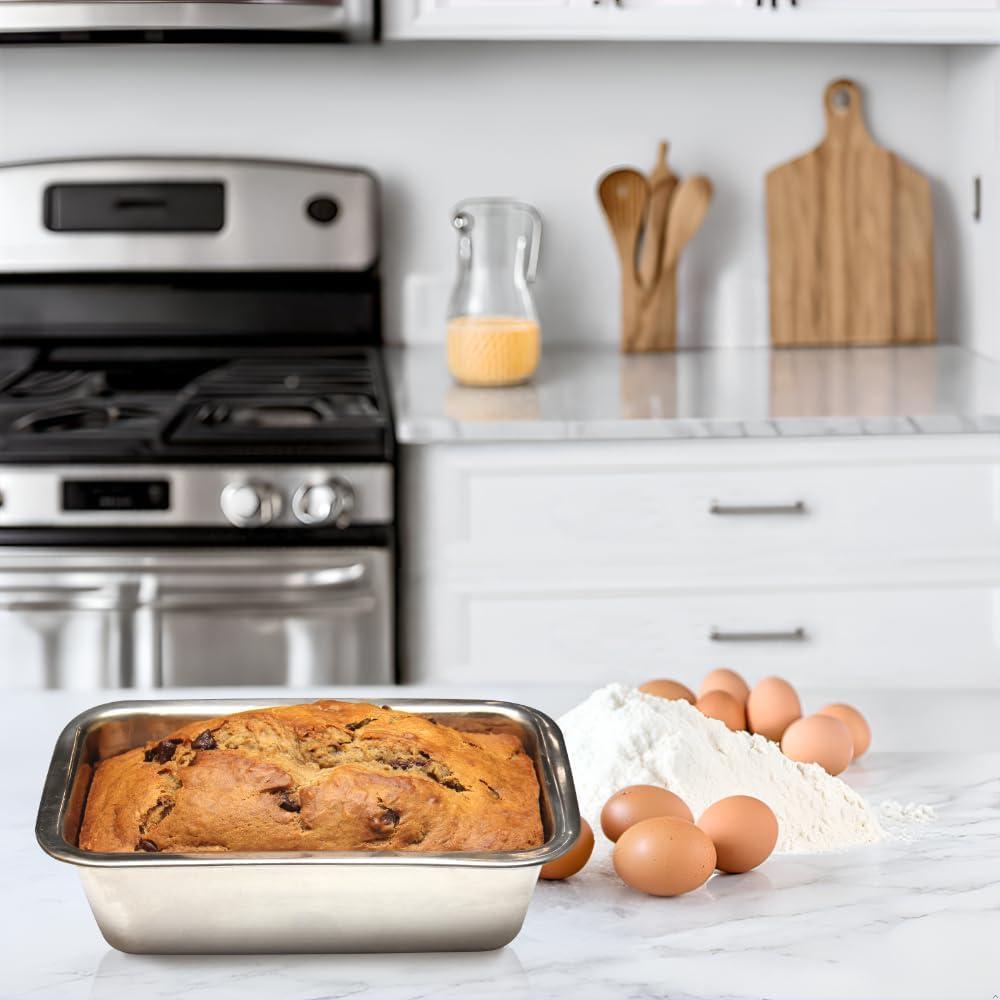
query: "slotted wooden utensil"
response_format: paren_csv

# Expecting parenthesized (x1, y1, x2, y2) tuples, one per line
(766, 78, 935, 347)
(599, 168, 651, 347)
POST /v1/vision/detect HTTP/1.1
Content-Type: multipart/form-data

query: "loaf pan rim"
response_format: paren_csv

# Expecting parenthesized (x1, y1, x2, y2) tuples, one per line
(36, 696, 580, 870)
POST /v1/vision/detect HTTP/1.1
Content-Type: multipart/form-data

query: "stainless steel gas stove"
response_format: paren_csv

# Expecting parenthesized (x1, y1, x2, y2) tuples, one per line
(0, 157, 395, 690)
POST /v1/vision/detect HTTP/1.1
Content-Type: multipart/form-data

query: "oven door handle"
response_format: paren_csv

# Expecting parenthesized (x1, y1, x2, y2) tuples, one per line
(146, 562, 369, 610)
(0, 583, 122, 611)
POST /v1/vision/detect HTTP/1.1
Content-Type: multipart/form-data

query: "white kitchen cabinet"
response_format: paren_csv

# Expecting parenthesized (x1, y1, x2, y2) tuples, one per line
(406, 576, 1000, 688)
(400, 435, 1000, 687)
(404, 436, 1000, 575)
(383, 0, 1000, 42)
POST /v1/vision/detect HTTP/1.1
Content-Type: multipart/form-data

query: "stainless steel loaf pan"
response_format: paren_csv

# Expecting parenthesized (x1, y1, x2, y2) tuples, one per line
(36, 698, 580, 954)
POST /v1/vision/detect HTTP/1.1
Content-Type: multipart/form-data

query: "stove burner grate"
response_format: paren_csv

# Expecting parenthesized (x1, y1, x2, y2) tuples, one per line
(193, 358, 374, 396)
(0, 348, 390, 460)
(8, 369, 108, 399)
(188, 394, 379, 432)
(205, 401, 331, 430)
(11, 402, 159, 435)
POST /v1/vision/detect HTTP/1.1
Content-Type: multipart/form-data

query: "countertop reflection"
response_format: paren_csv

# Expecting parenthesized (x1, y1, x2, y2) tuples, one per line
(385, 344, 1000, 443)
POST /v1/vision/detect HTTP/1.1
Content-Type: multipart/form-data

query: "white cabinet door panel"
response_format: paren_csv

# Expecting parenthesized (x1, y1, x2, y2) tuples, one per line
(406, 580, 1000, 688)
(409, 446, 1000, 573)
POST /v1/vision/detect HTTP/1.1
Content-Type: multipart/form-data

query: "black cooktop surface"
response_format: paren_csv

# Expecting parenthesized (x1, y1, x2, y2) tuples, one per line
(0, 345, 392, 462)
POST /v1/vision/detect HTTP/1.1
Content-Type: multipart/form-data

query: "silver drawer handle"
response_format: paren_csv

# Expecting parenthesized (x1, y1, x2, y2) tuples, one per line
(709, 627, 808, 643)
(155, 563, 365, 596)
(709, 500, 808, 516)
(149, 563, 367, 609)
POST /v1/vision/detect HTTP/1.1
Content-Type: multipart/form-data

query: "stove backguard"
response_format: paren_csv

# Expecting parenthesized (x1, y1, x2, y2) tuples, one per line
(0, 157, 381, 348)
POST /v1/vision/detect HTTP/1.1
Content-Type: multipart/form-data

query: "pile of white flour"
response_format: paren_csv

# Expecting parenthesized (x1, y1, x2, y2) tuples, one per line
(558, 683, 886, 853)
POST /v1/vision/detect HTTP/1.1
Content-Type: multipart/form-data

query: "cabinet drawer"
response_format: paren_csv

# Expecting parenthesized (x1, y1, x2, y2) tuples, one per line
(406, 579, 1000, 688)
(411, 442, 1000, 572)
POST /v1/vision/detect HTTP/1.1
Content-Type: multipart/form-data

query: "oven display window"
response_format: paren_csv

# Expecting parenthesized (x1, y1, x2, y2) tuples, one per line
(62, 480, 170, 512)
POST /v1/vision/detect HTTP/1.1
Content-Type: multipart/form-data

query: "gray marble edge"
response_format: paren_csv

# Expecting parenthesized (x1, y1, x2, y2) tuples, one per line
(394, 414, 1000, 445)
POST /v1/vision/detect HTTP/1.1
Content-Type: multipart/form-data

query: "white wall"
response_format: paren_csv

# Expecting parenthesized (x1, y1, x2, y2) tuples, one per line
(0, 41, 964, 348)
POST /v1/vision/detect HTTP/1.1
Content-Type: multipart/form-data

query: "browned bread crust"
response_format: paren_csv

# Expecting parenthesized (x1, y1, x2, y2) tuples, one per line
(79, 701, 543, 854)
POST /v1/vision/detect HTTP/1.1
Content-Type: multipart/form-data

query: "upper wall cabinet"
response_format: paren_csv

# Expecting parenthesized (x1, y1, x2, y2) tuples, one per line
(383, 0, 1000, 44)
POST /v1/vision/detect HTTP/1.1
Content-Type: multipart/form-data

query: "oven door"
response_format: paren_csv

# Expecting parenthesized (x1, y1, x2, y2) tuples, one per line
(0, 547, 392, 690)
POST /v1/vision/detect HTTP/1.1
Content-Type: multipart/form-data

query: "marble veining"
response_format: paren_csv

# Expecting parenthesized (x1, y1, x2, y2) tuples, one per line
(385, 344, 1000, 444)
(5, 689, 999, 999)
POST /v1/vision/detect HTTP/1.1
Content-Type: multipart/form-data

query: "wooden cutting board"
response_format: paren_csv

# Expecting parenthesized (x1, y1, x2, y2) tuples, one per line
(767, 79, 935, 347)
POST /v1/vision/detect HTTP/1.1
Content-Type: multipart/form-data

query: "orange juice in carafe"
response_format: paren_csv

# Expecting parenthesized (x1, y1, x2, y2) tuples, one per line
(447, 199, 542, 388)
(447, 315, 540, 387)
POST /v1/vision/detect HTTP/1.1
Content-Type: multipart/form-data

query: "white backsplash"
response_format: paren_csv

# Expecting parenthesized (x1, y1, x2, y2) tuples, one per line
(0, 41, 960, 347)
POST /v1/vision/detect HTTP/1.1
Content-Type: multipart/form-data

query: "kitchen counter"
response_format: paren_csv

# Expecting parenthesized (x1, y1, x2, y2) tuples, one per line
(6, 685, 999, 1000)
(385, 344, 1000, 443)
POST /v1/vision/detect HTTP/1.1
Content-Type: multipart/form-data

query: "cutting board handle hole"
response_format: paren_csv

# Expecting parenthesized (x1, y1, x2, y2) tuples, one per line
(825, 78, 860, 120)
(830, 86, 852, 113)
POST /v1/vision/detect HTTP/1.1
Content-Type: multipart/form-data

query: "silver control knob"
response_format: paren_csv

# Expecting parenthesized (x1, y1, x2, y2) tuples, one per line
(292, 478, 355, 528)
(220, 481, 282, 528)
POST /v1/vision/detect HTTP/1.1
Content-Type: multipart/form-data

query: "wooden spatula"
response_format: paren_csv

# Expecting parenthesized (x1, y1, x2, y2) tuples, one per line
(639, 142, 678, 288)
(766, 78, 935, 347)
(599, 168, 650, 343)
(662, 175, 714, 274)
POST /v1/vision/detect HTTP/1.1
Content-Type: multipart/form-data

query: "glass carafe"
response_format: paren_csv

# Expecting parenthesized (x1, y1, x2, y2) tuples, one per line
(447, 198, 542, 387)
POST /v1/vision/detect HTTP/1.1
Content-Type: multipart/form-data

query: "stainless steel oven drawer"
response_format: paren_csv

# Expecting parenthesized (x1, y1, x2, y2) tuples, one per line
(0, 547, 392, 689)
(0, 0, 376, 41)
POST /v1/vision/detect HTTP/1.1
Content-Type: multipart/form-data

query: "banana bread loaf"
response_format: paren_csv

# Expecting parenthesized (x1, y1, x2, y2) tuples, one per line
(79, 700, 544, 854)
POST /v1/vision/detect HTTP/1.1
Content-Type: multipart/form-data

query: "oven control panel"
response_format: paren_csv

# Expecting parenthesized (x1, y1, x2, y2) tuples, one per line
(0, 465, 390, 528)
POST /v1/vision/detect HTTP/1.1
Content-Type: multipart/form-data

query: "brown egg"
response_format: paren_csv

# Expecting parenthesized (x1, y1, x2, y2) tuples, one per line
(638, 679, 696, 704)
(695, 689, 747, 732)
(746, 676, 802, 741)
(817, 703, 871, 759)
(699, 668, 750, 705)
(781, 714, 854, 775)
(613, 817, 717, 897)
(540, 819, 595, 880)
(697, 795, 778, 874)
(601, 785, 693, 842)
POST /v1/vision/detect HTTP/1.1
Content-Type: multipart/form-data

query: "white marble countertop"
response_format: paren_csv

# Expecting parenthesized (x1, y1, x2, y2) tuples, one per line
(5, 685, 999, 1000)
(385, 344, 1000, 443)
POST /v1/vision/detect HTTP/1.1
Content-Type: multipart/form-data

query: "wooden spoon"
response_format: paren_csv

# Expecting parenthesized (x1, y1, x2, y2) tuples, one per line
(662, 175, 714, 274)
(639, 141, 678, 288)
(598, 168, 650, 288)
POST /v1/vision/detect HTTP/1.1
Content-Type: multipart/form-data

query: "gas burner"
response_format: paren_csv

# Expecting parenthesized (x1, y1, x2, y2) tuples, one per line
(166, 384, 387, 455)
(11, 402, 158, 435)
(8, 369, 108, 399)
(176, 393, 381, 435)
(200, 400, 334, 430)
(210, 395, 378, 426)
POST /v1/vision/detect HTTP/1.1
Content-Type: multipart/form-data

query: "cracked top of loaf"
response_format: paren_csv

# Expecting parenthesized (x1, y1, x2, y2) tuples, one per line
(78, 700, 544, 854)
